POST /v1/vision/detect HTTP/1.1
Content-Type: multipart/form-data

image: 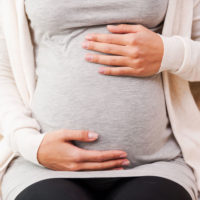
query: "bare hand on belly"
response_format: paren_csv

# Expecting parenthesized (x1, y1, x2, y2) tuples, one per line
(35, 24, 164, 171)
(82, 24, 164, 77)
(37, 129, 130, 171)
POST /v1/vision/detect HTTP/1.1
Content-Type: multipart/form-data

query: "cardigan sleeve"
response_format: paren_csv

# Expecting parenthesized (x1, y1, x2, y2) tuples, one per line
(0, 17, 46, 167)
(157, 0, 200, 82)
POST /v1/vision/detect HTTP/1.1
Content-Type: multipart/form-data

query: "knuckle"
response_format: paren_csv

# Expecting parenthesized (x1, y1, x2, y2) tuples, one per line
(129, 47, 140, 58)
(92, 34, 98, 40)
(81, 130, 89, 139)
(109, 152, 116, 159)
(114, 160, 122, 167)
(119, 24, 127, 29)
(126, 58, 134, 68)
(107, 35, 113, 43)
(132, 66, 144, 76)
(105, 45, 113, 53)
(67, 163, 79, 171)
(105, 67, 111, 75)
(97, 153, 104, 161)
(136, 67, 145, 75)
(134, 58, 142, 68)
(73, 151, 82, 162)
(88, 41, 94, 49)
(133, 48, 140, 58)
(107, 61, 112, 66)
(122, 57, 129, 64)
(117, 68, 125, 76)
(99, 162, 106, 169)
(93, 55, 99, 62)
(136, 24, 144, 30)
(109, 57, 117, 64)
(128, 35, 137, 45)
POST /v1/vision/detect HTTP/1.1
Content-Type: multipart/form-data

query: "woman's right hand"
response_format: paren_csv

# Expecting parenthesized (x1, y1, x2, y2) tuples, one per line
(37, 129, 129, 171)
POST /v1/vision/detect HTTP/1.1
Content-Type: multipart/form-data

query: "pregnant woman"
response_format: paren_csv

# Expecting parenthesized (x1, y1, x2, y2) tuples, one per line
(0, 0, 200, 200)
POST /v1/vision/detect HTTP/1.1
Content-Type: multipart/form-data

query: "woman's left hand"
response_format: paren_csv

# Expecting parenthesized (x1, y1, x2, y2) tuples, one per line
(82, 24, 164, 77)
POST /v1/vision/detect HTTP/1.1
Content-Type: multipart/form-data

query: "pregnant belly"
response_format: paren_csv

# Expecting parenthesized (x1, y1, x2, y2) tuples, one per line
(31, 28, 180, 167)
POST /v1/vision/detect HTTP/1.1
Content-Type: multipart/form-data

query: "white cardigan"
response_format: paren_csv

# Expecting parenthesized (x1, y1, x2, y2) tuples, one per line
(0, 0, 200, 197)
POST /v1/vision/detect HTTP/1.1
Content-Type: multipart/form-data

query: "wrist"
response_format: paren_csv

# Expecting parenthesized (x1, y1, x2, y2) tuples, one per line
(13, 128, 48, 167)
(155, 34, 185, 74)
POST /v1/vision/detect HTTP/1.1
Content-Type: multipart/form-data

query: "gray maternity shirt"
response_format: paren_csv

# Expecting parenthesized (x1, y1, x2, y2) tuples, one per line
(1, 0, 198, 200)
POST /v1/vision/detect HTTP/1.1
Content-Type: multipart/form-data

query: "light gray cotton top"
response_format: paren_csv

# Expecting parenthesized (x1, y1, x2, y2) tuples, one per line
(1, 1, 198, 200)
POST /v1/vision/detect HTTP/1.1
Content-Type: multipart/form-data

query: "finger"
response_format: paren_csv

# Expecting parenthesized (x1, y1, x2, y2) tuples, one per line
(85, 33, 128, 46)
(59, 129, 99, 142)
(98, 66, 143, 77)
(85, 54, 132, 67)
(111, 167, 124, 170)
(78, 159, 130, 171)
(77, 149, 127, 162)
(82, 41, 130, 56)
(107, 24, 145, 34)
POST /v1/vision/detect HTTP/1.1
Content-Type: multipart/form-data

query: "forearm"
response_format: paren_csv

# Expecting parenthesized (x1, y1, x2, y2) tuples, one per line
(157, 35, 184, 74)
(0, 75, 46, 166)
(0, 24, 45, 167)
(157, 0, 200, 82)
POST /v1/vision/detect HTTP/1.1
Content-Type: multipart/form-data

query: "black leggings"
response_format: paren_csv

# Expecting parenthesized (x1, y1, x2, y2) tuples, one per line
(15, 176, 192, 200)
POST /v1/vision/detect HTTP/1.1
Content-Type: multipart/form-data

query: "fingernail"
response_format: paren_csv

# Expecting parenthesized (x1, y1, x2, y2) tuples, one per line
(88, 132, 98, 139)
(85, 54, 93, 61)
(85, 34, 94, 40)
(119, 153, 127, 158)
(82, 41, 89, 49)
(122, 160, 130, 166)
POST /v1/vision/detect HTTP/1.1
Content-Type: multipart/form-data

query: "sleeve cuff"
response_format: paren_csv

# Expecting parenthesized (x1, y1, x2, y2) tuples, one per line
(14, 128, 48, 167)
(156, 34, 185, 74)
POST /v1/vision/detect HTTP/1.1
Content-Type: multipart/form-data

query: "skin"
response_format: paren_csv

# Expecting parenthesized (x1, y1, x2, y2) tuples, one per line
(37, 24, 164, 172)
(38, 129, 129, 171)
(82, 24, 164, 77)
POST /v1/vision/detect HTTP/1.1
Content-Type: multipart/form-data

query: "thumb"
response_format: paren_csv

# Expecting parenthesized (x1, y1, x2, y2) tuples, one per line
(107, 24, 144, 33)
(59, 129, 99, 142)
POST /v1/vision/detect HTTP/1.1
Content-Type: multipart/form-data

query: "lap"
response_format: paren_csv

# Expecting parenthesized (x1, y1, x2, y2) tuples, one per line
(106, 176, 192, 200)
(15, 176, 192, 200)
(15, 178, 94, 200)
